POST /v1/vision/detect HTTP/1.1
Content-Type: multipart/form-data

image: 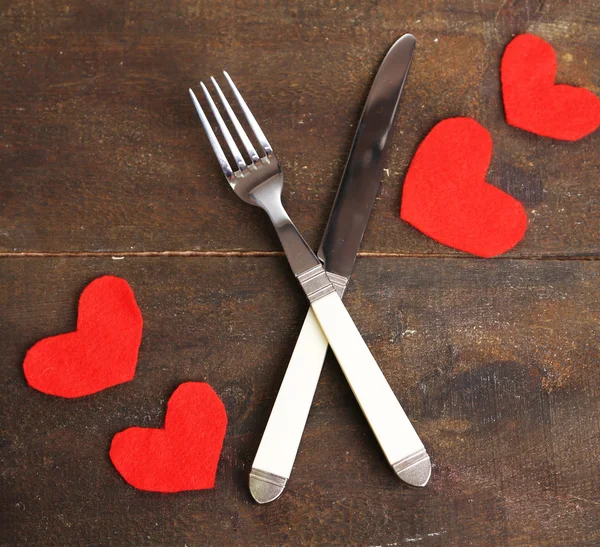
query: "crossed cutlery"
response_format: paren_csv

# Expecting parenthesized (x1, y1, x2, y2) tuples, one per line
(189, 34, 430, 503)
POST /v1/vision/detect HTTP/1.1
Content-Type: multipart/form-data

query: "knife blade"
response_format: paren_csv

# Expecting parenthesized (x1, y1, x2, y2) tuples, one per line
(318, 33, 416, 285)
(250, 35, 429, 504)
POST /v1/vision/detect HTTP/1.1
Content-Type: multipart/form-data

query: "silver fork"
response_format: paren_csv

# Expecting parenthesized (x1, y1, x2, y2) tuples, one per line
(190, 74, 431, 497)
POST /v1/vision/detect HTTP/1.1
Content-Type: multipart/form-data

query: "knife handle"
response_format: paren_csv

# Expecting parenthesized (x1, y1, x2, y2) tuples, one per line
(250, 308, 328, 503)
(310, 291, 430, 485)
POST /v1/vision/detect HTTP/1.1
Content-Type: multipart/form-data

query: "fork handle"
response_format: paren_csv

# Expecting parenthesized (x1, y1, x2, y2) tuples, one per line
(311, 291, 430, 482)
(250, 307, 328, 503)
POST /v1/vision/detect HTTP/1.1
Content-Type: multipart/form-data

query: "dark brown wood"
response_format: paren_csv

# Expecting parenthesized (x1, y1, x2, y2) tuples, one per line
(2, 257, 599, 545)
(2, 0, 600, 545)
(0, 0, 599, 256)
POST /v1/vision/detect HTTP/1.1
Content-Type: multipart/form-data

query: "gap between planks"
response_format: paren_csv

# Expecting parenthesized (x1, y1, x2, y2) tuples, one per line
(1, 251, 599, 260)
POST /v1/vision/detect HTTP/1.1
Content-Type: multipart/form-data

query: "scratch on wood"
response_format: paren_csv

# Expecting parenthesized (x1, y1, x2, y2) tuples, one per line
(569, 495, 600, 506)
(370, 531, 448, 545)
(536, 0, 546, 16)
(495, 0, 511, 23)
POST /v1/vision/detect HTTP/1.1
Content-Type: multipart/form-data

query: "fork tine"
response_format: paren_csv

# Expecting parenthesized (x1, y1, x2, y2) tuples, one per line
(189, 88, 234, 180)
(223, 71, 273, 156)
(200, 81, 248, 173)
(211, 76, 260, 165)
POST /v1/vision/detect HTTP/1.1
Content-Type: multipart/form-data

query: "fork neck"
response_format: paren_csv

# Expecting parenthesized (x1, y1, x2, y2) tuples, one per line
(251, 185, 322, 276)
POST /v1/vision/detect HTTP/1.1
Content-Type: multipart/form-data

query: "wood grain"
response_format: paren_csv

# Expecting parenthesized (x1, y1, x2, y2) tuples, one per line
(2, 257, 599, 545)
(2, 0, 600, 545)
(1, 0, 599, 256)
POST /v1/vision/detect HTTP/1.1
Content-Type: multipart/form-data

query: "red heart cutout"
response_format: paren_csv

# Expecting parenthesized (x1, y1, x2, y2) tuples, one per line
(23, 276, 143, 398)
(400, 117, 527, 258)
(501, 33, 600, 141)
(109, 382, 227, 492)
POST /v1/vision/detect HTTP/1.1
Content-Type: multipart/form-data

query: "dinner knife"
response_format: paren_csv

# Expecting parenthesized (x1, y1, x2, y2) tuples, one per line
(250, 34, 430, 504)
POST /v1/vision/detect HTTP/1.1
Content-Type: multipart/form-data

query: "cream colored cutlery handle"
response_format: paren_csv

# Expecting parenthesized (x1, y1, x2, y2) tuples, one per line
(251, 308, 327, 483)
(250, 291, 430, 504)
(311, 291, 430, 484)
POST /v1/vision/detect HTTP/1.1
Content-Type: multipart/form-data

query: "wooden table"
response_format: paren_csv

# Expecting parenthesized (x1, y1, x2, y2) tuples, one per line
(2, 1, 599, 545)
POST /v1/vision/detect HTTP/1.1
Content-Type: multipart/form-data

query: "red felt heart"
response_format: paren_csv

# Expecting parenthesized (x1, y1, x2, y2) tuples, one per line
(110, 382, 227, 492)
(501, 33, 600, 141)
(400, 117, 527, 258)
(23, 276, 143, 398)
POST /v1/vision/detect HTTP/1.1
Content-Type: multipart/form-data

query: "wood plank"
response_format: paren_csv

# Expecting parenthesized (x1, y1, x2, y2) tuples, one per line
(1, 0, 599, 256)
(2, 256, 599, 545)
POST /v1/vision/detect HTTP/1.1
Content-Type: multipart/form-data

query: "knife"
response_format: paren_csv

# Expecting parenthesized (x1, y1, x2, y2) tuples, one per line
(250, 34, 430, 504)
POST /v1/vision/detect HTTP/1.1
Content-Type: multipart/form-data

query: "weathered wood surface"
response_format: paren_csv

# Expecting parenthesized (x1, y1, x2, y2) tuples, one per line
(0, 0, 599, 256)
(2, 257, 600, 545)
(1, 0, 600, 545)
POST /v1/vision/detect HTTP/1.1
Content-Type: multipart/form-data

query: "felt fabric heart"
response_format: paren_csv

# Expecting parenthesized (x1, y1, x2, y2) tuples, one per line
(501, 33, 600, 141)
(400, 117, 527, 258)
(109, 382, 227, 492)
(23, 276, 143, 398)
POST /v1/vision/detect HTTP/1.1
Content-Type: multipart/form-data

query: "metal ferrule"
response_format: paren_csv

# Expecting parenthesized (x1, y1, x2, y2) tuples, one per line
(325, 272, 349, 298)
(297, 264, 337, 303)
(392, 448, 431, 486)
(249, 469, 287, 504)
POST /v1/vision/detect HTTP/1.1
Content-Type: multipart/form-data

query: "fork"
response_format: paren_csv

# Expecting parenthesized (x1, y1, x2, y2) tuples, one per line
(189, 73, 431, 498)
